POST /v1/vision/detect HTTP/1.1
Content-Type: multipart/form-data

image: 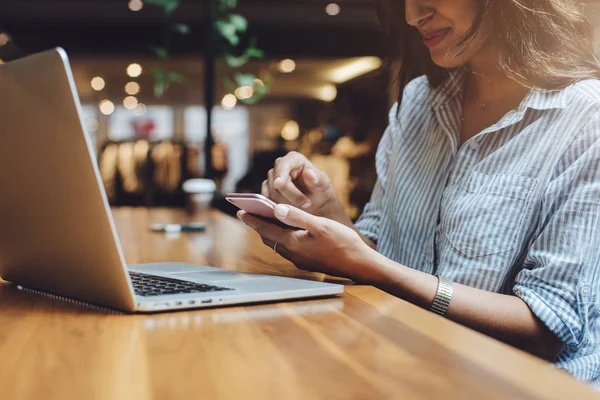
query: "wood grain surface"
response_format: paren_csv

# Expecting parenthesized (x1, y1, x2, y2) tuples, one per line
(0, 207, 596, 400)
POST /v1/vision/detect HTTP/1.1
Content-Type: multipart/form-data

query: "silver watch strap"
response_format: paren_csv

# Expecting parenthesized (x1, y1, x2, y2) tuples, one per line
(430, 275, 454, 317)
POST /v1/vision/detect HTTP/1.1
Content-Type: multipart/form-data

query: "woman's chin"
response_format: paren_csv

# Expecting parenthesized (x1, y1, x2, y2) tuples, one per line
(429, 51, 466, 69)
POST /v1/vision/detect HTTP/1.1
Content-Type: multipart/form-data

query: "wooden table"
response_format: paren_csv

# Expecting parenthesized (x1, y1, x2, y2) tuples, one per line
(0, 207, 596, 400)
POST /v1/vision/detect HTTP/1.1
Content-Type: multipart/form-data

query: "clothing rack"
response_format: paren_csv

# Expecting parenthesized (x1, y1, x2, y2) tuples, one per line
(97, 139, 200, 207)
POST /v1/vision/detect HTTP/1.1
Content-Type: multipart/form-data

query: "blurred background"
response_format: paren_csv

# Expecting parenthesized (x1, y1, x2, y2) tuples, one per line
(1, 0, 599, 220)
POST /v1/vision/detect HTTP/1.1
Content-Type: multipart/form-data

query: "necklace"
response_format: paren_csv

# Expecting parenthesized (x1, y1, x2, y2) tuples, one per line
(461, 98, 487, 122)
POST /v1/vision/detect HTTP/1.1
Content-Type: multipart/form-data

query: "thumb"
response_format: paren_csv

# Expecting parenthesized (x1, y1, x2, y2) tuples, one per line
(274, 204, 322, 231)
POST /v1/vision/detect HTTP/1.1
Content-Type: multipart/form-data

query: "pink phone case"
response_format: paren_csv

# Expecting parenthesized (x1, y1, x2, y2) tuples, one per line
(225, 193, 277, 219)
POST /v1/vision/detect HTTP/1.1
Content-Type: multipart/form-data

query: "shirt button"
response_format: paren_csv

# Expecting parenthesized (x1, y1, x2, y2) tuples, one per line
(581, 285, 591, 296)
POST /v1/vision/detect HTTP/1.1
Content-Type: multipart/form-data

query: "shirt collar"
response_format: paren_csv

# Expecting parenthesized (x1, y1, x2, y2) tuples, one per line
(428, 70, 569, 151)
(429, 68, 568, 112)
(429, 69, 465, 109)
(518, 86, 568, 111)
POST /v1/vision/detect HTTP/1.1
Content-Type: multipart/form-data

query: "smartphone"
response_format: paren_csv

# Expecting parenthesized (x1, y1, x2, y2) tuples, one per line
(225, 193, 277, 219)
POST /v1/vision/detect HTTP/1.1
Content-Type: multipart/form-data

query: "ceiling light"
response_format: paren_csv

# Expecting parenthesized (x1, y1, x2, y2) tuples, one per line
(127, 63, 143, 78)
(0, 33, 11, 46)
(128, 0, 143, 12)
(221, 94, 237, 110)
(99, 100, 115, 116)
(91, 77, 105, 91)
(326, 57, 382, 84)
(281, 121, 300, 141)
(125, 81, 140, 95)
(316, 85, 337, 102)
(278, 59, 296, 73)
(123, 96, 139, 110)
(325, 3, 341, 16)
(235, 86, 254, 100)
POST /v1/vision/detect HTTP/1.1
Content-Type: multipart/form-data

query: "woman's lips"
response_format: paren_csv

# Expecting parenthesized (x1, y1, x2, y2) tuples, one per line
(422, 28, 450, 48)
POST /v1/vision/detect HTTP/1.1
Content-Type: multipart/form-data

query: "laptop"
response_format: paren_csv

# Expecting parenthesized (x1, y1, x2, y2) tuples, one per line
(0, 48, 343, 313)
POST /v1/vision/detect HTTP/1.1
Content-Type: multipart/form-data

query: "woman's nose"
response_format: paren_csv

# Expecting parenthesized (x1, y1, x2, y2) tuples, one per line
(405, 0, 436, 27)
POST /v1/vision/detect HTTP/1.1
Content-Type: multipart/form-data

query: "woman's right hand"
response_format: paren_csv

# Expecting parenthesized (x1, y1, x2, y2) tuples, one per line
(262, 152, 348, 224)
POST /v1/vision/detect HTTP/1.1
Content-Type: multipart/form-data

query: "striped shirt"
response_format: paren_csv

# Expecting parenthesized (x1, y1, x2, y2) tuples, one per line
(355, 72, 600, 386)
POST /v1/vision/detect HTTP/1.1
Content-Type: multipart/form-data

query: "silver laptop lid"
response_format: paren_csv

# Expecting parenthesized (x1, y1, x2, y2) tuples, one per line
(0, 48, 137, 311)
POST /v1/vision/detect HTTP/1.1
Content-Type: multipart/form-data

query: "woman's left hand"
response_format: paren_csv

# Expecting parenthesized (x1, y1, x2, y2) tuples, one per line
(237, 204, 373, 280)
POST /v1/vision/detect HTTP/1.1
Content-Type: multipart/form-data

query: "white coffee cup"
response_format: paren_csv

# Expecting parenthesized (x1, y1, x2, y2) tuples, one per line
(182, 179, 216, 211)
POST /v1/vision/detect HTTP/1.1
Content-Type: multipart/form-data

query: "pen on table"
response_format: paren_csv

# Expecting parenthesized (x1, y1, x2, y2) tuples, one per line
(150, 223, 206, 233)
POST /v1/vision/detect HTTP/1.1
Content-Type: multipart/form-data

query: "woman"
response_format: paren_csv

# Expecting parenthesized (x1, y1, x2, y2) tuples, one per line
(238, 0, 600, 386)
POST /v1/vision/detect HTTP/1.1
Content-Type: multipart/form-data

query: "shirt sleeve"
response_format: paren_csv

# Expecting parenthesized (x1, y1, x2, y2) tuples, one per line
(513, 109, 600, 351)
(354, 104, 398, 244)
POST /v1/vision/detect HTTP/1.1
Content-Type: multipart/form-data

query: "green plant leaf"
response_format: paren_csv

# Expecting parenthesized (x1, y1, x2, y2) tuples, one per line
(152, 69, 185, 98)
(144, 0, 180, 14)
(221, 77, 238, 92)
(167, 72, 185, 84)
(215, 21, 240, 46)
(154, 82, 167, 98)
(242, 89, 268, 105)
(229, 14, 247, 32)
(241, 96, 260, 105)
(253, 83, 268, 96)
(164, 1, 179, 14)
(171, 23, 190, 35)
(154, 68, 165, 80)
(246, 47, 265, 59)
(227, 34, 240, 46)
(153, 68, 167, 98)
(219, 0, 238, 9)
(262, 73, 274, 85)
(234, 72, 256, 87)
(150, 46, 169, 60)
(225, 53, 249, 68)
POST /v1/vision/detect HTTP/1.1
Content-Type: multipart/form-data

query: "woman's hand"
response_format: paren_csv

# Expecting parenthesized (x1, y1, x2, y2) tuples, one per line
(238, 202, 563, 360)
(237, 204, 374, 280)
(262, 152, 348, 224)
(262, 151, 378, 250)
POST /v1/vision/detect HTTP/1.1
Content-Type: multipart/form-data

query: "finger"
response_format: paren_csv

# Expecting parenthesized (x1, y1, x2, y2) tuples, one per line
(261, 238, 301, 267)
(272, 204, 323, 232)
(267, 168, 274, 190)
(261, 179, 269, 198)
(271, 153, 315, 208)
(286, 164, 327, 207)
(267, 169, 287, 203)
(237, 210, 289, 243)
(298, 166, 330, 195)
(273, 152, 325, 194)
(261, 238, 277, 252)
(275, 180, 312, 209)
(272, 152, 306, 190)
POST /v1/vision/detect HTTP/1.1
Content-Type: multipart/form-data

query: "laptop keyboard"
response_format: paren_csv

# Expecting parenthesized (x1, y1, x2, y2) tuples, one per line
(129, 271, 233, 297)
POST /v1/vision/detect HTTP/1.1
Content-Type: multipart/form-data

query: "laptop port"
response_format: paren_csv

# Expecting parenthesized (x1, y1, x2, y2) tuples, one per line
(175, 301, 183, 306)
(201, 299, 212, 304)
(188, 300, 196, 305)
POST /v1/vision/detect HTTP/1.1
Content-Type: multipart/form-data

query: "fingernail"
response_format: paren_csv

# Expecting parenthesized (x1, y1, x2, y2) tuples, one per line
(301, 202, 311, 209)
(273, 177, 283, 187)
(275, 204, 290, 218)
(236, 211, 243, 219)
